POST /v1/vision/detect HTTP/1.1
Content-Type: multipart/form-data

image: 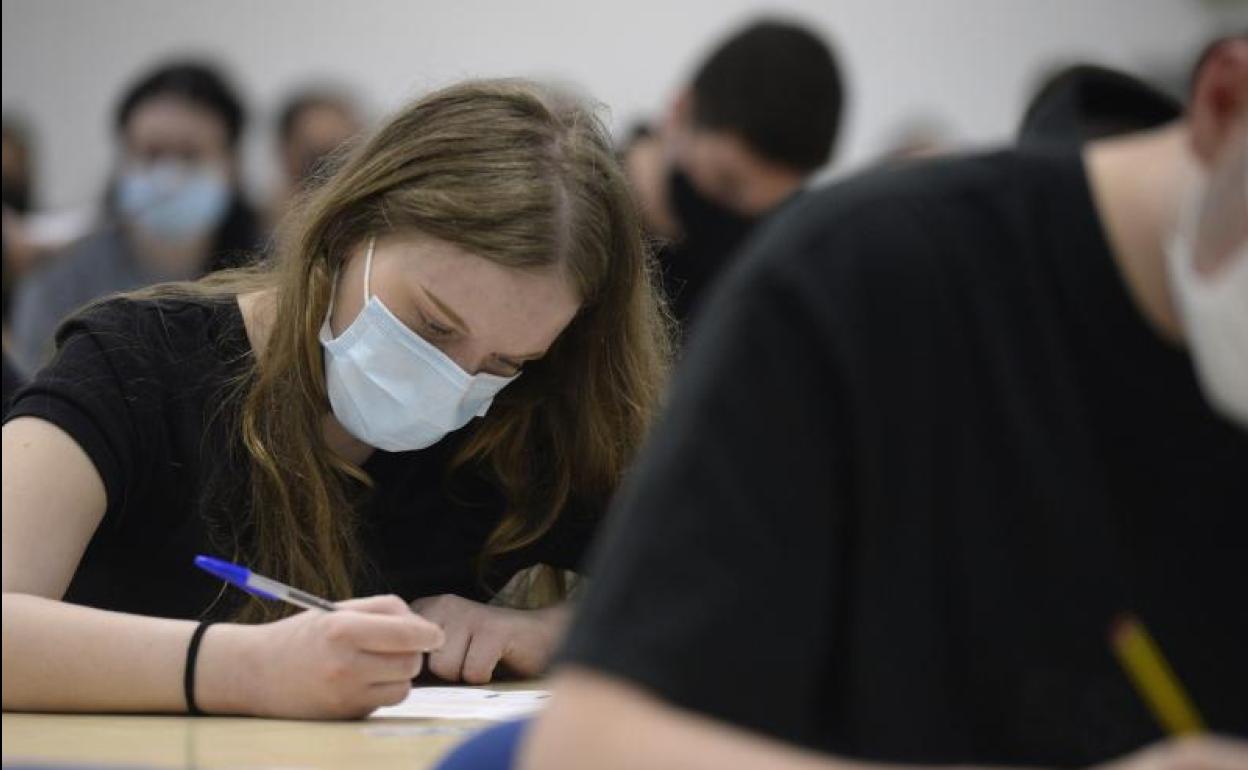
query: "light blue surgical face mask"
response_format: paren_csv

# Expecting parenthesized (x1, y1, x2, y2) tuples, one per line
(319, 237, 520, 452)
(116, 162, 231, 242)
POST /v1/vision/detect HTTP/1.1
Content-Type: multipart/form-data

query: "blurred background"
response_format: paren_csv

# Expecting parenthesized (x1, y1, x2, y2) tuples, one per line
(4, 0, 1243, 211)
(2, 0, 1245, 382)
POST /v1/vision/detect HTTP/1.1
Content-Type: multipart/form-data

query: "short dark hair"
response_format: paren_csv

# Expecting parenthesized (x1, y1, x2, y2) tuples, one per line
(1019, 64, 1181, 145)
(276, 88, 357, 145)
(115, 60, 246, 149)
(690, 19, 843, 172)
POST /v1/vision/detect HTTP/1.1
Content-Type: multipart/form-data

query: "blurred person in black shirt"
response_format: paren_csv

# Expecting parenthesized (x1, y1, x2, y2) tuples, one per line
(522, 32, 1248, 770)
(623, 19, 843, 332)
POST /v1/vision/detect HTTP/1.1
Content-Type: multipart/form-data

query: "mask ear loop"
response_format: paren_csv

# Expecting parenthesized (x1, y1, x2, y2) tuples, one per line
(325, 236, 377, 322)
(362, 235, 376, 304)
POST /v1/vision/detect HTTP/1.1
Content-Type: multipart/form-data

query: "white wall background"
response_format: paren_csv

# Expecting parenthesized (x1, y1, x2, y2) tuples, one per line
(3, 0, 1243, 211)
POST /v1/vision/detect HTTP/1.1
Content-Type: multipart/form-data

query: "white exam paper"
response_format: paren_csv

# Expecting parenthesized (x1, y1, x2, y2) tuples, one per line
(370, 687, 550, 721)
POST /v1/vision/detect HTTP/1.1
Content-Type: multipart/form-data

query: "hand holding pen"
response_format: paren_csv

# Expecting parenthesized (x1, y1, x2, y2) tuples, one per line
(193, 555, 444, 719)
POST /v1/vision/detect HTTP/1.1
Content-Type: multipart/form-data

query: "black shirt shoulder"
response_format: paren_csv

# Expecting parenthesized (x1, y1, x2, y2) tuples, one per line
(8, 294, 250, 526)
(58, 292, 248, 360)
(736, 149, 1059, 295)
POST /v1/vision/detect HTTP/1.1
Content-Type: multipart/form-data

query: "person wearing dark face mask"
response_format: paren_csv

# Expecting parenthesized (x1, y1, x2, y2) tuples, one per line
(645, 142, 756, 327)
(622, 19, 843, 333)
(9, 60, 261, 371)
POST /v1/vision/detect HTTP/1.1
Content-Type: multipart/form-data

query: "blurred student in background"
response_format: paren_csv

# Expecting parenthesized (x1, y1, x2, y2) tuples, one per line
(2, 189, 20, 351)
(2, 116, 46, 289)
(2, 117, 35, 218)
(2, 124, 37, 393)
(9, 60, 262, 371)
(623, 19, 843, 331)
(3, 115, 99, 284)
(2, 79, 670, 719)
(521, 32, 1248, 770)
(269, 86, 363, 227)
(2, 230, 24, 413)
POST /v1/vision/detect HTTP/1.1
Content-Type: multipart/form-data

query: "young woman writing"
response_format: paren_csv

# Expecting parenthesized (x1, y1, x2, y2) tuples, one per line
(2, 79, 670, 719)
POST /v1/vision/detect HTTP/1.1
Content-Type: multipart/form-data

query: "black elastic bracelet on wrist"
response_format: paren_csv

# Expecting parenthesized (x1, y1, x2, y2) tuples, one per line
(184, 621, 215, 716)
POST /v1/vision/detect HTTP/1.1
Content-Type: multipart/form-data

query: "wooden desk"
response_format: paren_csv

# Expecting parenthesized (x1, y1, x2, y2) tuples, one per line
(2, 712, 485, 769)
(2, 684, 539, 770)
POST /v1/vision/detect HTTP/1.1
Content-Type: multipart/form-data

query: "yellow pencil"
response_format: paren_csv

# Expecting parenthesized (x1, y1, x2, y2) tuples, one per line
(1109, 614, 1206, 735)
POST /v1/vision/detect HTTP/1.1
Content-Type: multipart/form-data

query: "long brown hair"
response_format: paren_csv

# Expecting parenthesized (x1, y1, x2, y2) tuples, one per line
(135, 79, 672, 621)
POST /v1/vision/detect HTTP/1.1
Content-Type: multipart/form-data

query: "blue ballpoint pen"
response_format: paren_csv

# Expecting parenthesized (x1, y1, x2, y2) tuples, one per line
(194, 555, 339, 612)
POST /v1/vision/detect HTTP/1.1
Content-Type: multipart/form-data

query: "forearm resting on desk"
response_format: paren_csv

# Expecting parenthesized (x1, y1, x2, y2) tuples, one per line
(1, 593, 251, 714)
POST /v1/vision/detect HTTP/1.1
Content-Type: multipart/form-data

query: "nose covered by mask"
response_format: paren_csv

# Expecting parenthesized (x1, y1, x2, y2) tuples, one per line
(116, 162, 231, 242)
(320, 237, 519, 452)
(1167, 157, 1248, 427)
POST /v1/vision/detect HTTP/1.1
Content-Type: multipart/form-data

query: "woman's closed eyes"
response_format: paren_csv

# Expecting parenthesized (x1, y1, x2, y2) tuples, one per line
(413, 307, 527, 377)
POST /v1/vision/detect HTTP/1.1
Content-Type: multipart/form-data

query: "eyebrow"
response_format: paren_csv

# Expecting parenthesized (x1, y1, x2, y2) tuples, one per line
(419, 285, 550, 362)
(419, 285, 472, 335)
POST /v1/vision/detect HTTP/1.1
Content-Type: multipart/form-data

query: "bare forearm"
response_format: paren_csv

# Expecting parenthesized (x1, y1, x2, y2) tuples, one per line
(2, 593, 252, 714)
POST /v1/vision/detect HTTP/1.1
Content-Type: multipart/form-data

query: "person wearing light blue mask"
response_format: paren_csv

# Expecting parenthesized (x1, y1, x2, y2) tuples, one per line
(2, 79, 672, 720)
(115, 160, 232, 244)
(320, 236, 520, 452)
(9, 60, 259, 371)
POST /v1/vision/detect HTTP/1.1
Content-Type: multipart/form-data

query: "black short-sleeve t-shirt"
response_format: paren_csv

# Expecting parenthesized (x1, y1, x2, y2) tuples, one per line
(559, 147, 1248, 765)
(6, 296, 598, 620)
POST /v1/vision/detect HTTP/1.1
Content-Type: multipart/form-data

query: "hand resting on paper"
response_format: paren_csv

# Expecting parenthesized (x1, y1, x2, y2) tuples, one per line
(410, 594, 568, 684)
